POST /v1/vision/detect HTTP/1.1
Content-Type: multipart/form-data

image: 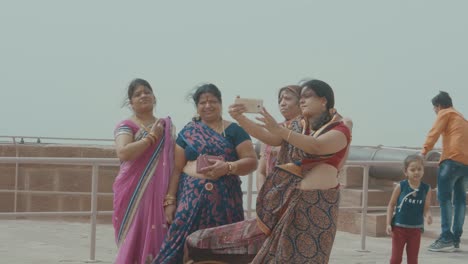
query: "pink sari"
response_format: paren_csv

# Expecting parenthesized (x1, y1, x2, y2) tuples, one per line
(113, 117, 175, 264)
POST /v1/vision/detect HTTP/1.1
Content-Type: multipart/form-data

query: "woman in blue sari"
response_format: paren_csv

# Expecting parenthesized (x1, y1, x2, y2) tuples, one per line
(153, 83, 258, 264)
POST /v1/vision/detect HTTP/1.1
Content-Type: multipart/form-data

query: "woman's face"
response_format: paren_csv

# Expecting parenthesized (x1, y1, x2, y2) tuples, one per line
(130, 85, 155, 113)
(278, 90, 301, 121)
(197, 92, 222, 122)
(299, 87, 326, 117)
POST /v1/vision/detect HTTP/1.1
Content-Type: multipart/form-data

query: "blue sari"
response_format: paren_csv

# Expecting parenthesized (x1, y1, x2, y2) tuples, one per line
(153, 121, 245, 264)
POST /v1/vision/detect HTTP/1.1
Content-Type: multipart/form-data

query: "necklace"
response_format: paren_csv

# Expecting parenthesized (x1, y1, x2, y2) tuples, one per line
(134, 115, 155, 133)
(210, 119, 226, 137)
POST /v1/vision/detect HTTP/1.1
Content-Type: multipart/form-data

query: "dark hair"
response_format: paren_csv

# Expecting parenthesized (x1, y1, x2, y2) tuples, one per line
(431, 91, 452, 108)
(403, 154, 424, 171)
(278, 85, 301, 104)
(300, 79, 335, 130)
(191, 83, 222, 105)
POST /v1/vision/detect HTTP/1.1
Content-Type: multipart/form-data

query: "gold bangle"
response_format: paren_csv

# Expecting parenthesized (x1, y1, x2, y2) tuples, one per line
(286, 130, 293, 141)
(163, 199, 176, 207)
(226, 162, 233, 174)
(165, 194, 176, 200)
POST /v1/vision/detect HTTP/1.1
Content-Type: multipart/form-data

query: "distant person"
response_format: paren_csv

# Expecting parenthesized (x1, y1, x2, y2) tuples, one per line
(420, 91, 468, 252)
(386, 155, 433, 264)
(153, 83, 258, 264)
(112, 78, 175, 264)
(256, 85, 302, 191)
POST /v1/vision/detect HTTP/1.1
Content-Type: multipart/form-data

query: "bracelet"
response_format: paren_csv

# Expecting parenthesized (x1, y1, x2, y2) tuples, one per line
(165, 194, 177, 200)
(286, 130, 293, 141)
(226, 162, 233, 174)
(163, 199, 176, 207)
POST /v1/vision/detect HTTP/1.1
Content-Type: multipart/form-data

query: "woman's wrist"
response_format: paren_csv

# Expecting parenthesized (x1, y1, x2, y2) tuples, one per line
(225, 161, 237, 175)
(163, 194, 177, 207)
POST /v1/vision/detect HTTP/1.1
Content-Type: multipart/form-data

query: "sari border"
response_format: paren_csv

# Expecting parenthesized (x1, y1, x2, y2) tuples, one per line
(256, 217, 271, 236)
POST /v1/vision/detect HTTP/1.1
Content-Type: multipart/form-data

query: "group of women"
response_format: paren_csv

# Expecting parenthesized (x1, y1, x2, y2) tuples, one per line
(112, 78, 353, 264)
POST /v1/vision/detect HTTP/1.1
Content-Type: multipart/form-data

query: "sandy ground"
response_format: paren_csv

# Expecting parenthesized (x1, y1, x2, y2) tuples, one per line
(1, 216, 467, 264)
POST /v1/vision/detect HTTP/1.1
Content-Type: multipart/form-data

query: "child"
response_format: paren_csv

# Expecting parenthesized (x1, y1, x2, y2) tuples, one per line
(386, 154, 433, 264)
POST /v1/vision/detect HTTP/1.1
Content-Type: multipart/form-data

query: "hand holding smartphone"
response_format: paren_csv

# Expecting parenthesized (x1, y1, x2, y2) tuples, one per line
(234, 98, 263, 113)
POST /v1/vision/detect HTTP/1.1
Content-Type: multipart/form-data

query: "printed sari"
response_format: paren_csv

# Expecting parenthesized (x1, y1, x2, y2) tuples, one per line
(252, 117, 350, 263)
(153, 121, 245, 264)
(113, 117, 175, 264)
(185, 116, 350, 264)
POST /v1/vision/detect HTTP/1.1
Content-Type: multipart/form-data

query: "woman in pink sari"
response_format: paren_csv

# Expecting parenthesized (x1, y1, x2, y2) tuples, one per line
(113, 78, 175, 264)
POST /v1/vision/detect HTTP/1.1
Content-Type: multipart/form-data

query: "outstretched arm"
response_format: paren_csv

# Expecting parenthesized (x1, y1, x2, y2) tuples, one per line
(421, 112, 449, 155)
(258, 108, 348, 155)
(228, 103, 283, 146)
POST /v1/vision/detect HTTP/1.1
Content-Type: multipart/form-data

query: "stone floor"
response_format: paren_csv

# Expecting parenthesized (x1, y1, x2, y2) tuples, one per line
(1, 213, 467, 264)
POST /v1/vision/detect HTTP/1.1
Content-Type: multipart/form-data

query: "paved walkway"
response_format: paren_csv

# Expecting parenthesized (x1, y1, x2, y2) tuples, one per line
(1, 216, 466, 264)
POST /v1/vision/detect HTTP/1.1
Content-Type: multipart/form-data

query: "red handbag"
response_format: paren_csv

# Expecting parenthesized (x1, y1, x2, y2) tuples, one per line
(196, 154, 224, 173)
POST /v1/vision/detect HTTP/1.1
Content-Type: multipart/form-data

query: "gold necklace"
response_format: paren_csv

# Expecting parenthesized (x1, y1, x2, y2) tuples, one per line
(134, 116, 155, 133)
(210, 119, 226, 137)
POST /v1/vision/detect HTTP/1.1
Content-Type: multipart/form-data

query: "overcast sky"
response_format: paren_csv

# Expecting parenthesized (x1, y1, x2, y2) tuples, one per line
(1, 0, 467, 147)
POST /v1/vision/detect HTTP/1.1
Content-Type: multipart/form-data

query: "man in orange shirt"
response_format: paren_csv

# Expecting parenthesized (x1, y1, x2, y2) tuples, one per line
(421, 91, 468, 252)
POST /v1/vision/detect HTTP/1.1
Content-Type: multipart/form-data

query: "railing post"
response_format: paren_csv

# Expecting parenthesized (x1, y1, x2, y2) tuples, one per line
(13, 137, 19, 214)
(89, 164, 99, 262)
(246, 172, 253, 218)
(359, 165, 370, 252)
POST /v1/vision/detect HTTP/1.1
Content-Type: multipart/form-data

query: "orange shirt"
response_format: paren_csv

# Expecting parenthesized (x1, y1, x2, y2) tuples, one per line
(422, 107, 468, 165)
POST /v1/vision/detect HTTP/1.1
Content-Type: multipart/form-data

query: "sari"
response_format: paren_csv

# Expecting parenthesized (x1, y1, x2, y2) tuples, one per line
(253, 117, 350, 263)
(113, 117, 175, 264)
(185, 116, 351, 264)
(153, 121, 245, 264)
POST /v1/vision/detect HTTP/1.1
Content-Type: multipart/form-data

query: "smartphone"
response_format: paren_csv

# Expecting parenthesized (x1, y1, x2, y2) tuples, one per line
(234, 98, 263, 113)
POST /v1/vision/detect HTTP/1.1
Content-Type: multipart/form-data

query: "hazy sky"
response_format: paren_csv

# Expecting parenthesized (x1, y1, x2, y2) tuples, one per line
(1, 1, 467, 147)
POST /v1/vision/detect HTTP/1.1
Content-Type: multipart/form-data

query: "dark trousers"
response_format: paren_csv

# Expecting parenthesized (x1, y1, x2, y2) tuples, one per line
(390, 226, 421, 264)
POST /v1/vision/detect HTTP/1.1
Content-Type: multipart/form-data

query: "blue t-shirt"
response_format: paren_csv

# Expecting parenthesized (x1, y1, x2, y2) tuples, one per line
(393, 179, 430, 229)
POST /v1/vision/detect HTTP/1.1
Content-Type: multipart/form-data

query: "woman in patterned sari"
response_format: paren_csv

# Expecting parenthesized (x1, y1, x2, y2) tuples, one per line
(186, 79, 352, 263)
(152, 83, 258, 264)
(113, 78, 175, 264)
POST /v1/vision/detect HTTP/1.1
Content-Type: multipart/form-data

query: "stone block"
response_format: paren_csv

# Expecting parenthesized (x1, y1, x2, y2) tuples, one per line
(0, 192, 14, 212)
(0, 166, 16, 189)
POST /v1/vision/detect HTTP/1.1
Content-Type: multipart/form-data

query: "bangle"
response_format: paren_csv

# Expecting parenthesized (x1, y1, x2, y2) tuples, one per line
(226, 162, 233, 174)
(163, 199, 176, 207)
(286, 130, 293, 141)
(165, 194, 176, 200)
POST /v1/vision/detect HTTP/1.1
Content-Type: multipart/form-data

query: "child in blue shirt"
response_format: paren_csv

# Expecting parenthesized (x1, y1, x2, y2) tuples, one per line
(386, 154, 433, 264)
